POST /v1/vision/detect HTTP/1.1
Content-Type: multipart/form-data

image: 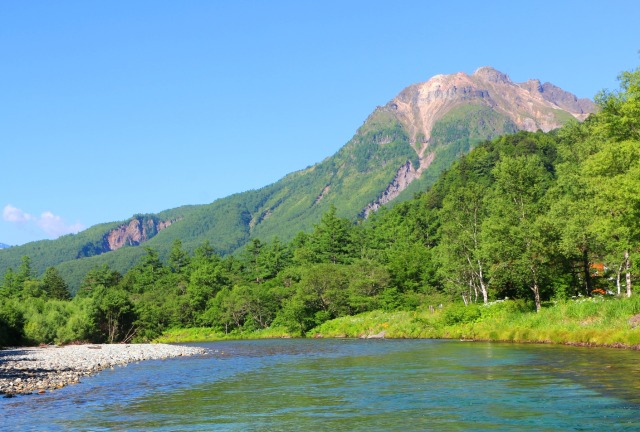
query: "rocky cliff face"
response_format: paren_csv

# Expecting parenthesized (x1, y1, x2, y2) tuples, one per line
(362, 151, 435, 217)
(76, 216, 177, 259)
(105, 216, 175, 251)
(519, 79, 595, 115)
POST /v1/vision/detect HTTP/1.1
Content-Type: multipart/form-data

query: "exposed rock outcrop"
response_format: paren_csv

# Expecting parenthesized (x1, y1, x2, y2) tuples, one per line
(538, 81, 595, 114)
(362, 154, 434, 218)
(105, 216, 176, 251)
(315, 185, 331, 204)
(76, 215, 178, 259)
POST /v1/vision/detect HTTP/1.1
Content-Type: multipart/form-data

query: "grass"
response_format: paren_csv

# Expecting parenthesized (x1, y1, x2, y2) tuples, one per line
(155, 326, 292, 343)
(155, 295, 640, 349)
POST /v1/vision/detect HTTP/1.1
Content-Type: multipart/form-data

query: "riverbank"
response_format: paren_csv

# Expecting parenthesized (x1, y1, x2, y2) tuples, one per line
(0, 343, 206, 396)
(156, 296, 640, 349)
(313, 297, 640, 348)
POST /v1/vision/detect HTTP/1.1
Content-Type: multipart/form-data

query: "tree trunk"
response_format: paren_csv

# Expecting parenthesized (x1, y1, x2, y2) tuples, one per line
(478, 260, 488, 304)
(533, 282, 541, 312)
(625, 250, 632, 298)
(582, 249, 592, 295)
(107, 314, 117, 344)
(531, 267, 541, 312)
(472, 279, 479, 303)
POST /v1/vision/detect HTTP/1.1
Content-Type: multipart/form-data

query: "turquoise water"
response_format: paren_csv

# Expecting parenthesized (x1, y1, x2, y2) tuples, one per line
(1, 339, 639, 431)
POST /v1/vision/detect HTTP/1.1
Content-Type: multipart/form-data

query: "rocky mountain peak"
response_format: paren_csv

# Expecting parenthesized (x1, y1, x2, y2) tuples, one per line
(520, 79, 544, 93)
(473, 66, 512, 84)
(390, 67, 597, 151)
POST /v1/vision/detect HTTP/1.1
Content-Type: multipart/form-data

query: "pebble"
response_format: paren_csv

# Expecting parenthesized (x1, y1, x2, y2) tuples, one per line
(0, 344, 206, 396)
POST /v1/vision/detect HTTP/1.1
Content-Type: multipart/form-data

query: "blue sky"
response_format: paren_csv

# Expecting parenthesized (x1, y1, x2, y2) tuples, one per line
(1, 1, 639, 246)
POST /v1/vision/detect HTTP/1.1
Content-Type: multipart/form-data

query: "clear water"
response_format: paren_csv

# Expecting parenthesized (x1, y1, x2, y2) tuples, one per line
(2, 339, 639, 431)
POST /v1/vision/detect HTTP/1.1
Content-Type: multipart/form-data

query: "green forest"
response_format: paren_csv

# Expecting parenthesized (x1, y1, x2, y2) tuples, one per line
(1, 67, 639, 348)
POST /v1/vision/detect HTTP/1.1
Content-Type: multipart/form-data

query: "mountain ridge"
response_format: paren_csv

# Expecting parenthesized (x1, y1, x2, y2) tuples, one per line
(393, 66, 593, 152)
(0, 67, 597, 290)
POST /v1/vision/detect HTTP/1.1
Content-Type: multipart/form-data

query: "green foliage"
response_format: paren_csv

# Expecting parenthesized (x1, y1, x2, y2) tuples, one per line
(91, 286, 136, 343)
(2, 66, 640, 347)
(42, 267, 71, 300)
(430, 104, 519, 155)
(441, 303, 482, 326)
(307, 205, 356, 264)
(312, 295, 640, 347)
(76, 264, 122, 298)
(593, 66, 640, 141)
(0, 299, 24, 347)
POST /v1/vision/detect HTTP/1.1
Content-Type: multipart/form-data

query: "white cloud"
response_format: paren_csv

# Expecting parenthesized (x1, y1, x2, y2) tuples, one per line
(3, 204, 34, 223)
(37, 211, 85, 237)
(3, 204, 85, 239)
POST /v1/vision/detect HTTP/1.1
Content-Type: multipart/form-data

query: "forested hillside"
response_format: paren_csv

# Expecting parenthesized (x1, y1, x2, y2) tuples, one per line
(1, 66, 637, 347)
(0, 68, 593, 290)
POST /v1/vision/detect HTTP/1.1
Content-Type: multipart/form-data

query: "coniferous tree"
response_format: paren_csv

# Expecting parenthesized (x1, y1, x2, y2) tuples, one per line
(168, 239, 190, 274)
(309, 205, 355, 264)
(42, 267, 71, 300)
(77, 264, 122, 298)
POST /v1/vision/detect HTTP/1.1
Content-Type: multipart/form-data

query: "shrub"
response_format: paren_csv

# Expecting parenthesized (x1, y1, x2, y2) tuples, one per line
(0, 300, 24, 347)
(442, 303, 481, 326)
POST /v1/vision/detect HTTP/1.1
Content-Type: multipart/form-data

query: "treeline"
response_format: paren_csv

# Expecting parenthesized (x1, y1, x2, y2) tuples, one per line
(1, 67, 638, 346)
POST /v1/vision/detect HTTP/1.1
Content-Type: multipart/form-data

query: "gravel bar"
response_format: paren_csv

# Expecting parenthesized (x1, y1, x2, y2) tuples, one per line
(0, 344, 206, 396)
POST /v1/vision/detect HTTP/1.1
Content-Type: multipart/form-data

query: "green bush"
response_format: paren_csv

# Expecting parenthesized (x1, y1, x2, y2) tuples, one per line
(479, 299, 533, 320)
(442, 303, 481, 326)
(0, 300, 24, 347)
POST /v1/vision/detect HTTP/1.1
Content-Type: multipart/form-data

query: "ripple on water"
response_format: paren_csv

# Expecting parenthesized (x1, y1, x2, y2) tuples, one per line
(2, 339, 640, 431)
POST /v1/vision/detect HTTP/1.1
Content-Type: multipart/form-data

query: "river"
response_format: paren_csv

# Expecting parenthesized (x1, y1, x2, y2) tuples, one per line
(1, 339, 639, 431)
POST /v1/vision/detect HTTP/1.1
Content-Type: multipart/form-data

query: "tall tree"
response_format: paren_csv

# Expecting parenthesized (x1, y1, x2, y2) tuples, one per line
(1, 268, 19, 297)
(91, 286, 137, 343)
(168, 239, 190, 274)
(77, 264, 122, 298)
(309, 205, 355, 264)
(581, 66, 640, 297)
(581, 139, 640, 297)
(242, 239, 265, 283)
(121, 247, 167, 294)
(41, 267, 71, 300)
(483, 154, 553, 312)
(16, 255, 34, 288)
(593, 66, 640, 142)
(547, 123, 600, 297)
(438, 182, 489, 303)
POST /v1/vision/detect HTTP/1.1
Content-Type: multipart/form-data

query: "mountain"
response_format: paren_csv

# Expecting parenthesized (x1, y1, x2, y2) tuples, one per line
(0, 243, 10, 249)
(0, 67, 596, 291)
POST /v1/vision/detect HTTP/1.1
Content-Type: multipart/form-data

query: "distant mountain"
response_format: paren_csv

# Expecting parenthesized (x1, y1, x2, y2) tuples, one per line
(0, 67, 596, 291)
(0, 243, 10, 249)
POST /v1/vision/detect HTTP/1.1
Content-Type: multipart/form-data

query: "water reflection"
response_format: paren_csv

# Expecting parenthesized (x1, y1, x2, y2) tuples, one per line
(2, 339, 639, 431)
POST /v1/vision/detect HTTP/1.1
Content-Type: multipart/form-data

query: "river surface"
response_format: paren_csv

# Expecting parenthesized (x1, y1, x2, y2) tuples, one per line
(1, 339, 639, 431)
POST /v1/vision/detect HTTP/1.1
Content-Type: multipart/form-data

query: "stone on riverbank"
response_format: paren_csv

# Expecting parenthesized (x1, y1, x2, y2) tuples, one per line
(0, 344, 206, 396)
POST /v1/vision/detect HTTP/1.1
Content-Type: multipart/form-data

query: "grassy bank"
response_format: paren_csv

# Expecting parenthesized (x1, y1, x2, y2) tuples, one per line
(155, 326, 292, 343)
(157, 295, 640, 349)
